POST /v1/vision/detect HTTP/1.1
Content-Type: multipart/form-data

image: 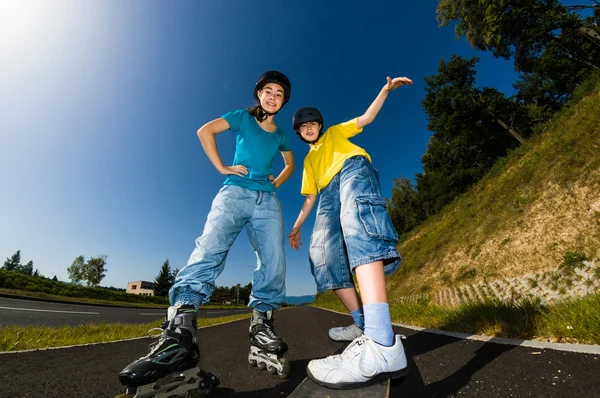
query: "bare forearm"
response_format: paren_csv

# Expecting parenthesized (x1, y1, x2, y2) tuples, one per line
(356, 87, 389, 129)
(273, 164, 294, 187)
(293, 195, 316, 228)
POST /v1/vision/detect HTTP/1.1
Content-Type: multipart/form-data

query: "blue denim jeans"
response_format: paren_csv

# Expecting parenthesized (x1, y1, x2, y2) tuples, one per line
(309, 156, 401, 293)
(169, 184, 286, 309)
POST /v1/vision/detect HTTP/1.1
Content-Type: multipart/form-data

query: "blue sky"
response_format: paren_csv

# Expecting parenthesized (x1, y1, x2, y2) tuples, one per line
(1, 0, 566, 296)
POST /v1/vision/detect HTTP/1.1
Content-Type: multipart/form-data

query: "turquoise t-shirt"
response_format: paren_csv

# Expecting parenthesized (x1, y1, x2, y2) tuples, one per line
(221, 109, 291, 192)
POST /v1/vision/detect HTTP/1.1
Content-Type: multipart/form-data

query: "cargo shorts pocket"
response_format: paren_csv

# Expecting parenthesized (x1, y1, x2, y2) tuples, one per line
(309, 236, 326, 269)
(356, 196, 398, 241)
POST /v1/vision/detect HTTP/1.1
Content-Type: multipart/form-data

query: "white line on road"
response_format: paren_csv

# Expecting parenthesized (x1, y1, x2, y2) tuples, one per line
(0, 306, 99, 315)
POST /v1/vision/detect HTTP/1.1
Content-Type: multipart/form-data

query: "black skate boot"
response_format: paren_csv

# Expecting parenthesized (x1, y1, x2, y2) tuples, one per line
(247, 309, 291, 378)
(116, 305, 219, 397)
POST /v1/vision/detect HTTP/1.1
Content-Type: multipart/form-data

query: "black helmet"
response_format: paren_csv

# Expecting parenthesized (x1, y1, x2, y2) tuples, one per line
(292, 107, 324, 131)
(254, 71, 291, 104)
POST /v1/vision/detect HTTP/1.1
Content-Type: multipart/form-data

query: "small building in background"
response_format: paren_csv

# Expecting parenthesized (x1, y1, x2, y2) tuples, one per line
(126, 280, 155, 296)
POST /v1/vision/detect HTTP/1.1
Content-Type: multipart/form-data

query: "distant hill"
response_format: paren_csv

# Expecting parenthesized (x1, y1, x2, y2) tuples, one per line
(283, 295, 315, 305)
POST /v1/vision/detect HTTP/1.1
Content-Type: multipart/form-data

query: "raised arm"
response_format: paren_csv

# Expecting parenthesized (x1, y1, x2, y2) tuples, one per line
(197, 118, 248, 177)
(356, 76, 413, 130)
(288, 194, 317, 250)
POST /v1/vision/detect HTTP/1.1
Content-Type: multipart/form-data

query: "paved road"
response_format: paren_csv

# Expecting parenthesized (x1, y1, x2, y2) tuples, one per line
(0, 297, 252, 327)
(1, 306, 598, 397)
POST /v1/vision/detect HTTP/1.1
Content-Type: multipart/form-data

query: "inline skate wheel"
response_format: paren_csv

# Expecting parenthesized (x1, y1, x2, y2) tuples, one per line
(278, 357, 291, 379)
(187, 389, 211, 398)
(257, 361, 266, 370)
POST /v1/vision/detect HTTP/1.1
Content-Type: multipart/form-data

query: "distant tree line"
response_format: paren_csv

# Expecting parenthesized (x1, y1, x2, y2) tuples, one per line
(2, 250, 39, 277)
(3, 250, 250, 303)
(387, 0, 600, 237)
(151, 259, 251, 305)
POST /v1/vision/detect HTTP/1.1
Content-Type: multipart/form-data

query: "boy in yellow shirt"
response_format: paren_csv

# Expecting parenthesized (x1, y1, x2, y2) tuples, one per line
(289, 76, 413, 389)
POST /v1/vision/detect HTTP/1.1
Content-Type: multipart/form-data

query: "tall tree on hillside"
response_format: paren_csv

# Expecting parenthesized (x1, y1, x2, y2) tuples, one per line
(83, 255, 107, 287)
(153, 259, 173, 297)
(67, 255, 85, 285)
(3, 250, 21, 271)
(419, 55, 525, 215)
(386, 177, 427, 236)
(170, 268, 178, 286)
(17, 260, 34, 276)
(437, 0, 600, 111)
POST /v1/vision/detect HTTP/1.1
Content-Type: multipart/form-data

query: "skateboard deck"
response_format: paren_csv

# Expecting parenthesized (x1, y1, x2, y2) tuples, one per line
(288, 376, 389, 398)
(288, 343, 391, 398)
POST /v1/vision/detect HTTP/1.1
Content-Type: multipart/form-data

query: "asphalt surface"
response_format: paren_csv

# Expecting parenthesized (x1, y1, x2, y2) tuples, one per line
(1, 306, 599, 397)
(0, 296, 252, 327)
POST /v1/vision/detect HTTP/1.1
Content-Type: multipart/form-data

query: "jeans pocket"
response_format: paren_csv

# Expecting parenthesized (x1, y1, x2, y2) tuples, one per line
(355, 196, 398, 241)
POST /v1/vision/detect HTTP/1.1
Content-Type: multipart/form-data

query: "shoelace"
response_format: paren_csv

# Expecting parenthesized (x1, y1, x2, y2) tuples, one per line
(142, 328, 172, 358)
(333, 335, 387, 378)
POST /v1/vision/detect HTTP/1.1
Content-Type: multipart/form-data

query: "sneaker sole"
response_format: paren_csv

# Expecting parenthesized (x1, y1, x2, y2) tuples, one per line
(307, 366, 408, 390)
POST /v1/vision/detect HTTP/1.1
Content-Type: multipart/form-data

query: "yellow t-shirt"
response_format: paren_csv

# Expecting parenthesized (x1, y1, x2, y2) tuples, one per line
(301, 118, 371, 195)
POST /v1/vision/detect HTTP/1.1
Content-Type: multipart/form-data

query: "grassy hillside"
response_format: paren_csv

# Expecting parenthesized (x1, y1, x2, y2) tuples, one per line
(387, 77, 600, 297)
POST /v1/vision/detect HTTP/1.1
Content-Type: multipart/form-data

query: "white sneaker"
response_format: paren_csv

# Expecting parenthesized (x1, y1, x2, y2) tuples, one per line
(328, 323, 364, 342)
(307, 334, 408, 389)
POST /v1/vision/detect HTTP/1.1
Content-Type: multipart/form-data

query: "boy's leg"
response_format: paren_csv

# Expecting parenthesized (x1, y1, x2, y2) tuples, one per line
(355, 261, 394, 346)
(308, 260, 407, 389)
(328, 288, 365, 342)
(333, 287, 362, 312)
(306, 157, 406, 389)
(309, 176, 361, 341)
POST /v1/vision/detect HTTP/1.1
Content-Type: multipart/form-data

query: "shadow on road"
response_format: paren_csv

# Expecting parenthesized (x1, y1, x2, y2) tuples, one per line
(210, 358, 311, 397)
(391, 330, 516, 397)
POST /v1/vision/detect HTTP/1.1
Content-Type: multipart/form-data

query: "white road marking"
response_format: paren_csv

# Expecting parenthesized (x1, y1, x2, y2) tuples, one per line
(0, 306, 99, 315)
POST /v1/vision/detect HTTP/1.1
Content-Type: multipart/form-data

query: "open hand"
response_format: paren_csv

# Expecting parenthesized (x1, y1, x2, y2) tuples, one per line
(384, 76, 413, 92)
(288, 226, 302, 250)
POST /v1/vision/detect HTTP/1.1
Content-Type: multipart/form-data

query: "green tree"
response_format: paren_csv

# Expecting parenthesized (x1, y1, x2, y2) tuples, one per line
(419, 55, 524, 215)
(212, 286, 230, 303)
(3, 250, 21, 271)
(170, 268, 178, 286)
(437, 0, 600, 111)
(83, 255, 107, 287)
(17, 260, 34, 276)
(239, 282, 252, 305)
(153, 259, 173, 297)
(386, 177, 426, 236)
(67, 255, 85, 285)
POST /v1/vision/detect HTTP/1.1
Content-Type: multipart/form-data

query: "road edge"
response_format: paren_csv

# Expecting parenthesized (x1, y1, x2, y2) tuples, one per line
(317, 307, 600, 355)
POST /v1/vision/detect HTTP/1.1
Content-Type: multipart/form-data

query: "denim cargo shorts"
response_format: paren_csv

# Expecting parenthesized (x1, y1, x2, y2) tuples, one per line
(309, 156, 401, 293)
